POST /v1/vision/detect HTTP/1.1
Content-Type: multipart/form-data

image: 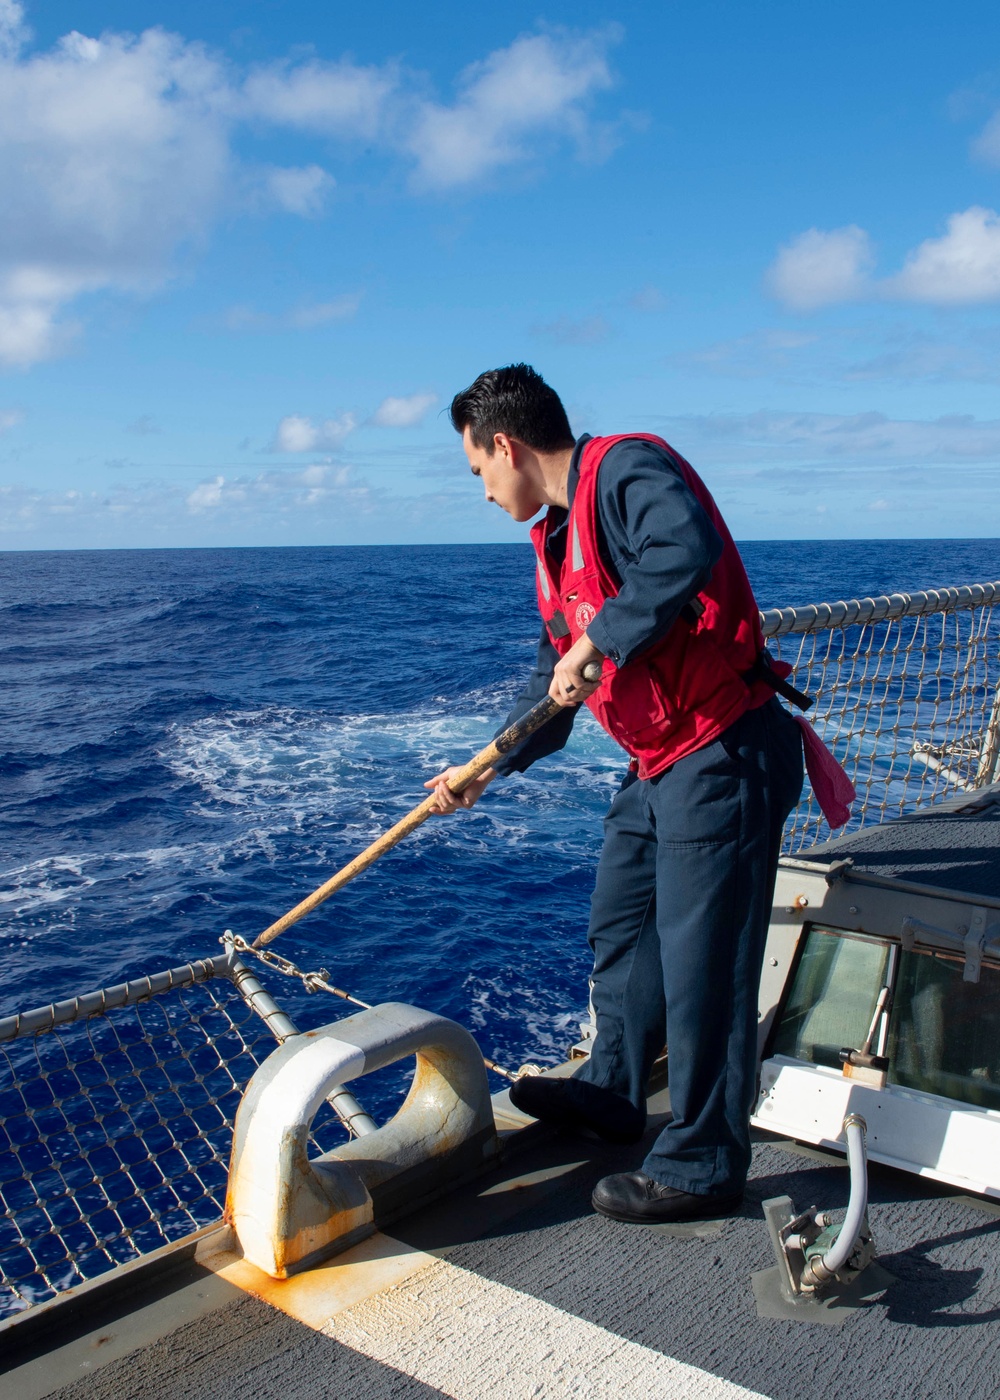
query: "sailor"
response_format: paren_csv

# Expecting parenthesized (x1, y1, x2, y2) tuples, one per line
(426, 364, 804, 1224)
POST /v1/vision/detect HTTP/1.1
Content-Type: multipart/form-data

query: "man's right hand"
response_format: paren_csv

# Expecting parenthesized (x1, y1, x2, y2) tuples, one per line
(550, 632, 605, 707)
(424, 765, 498, 814)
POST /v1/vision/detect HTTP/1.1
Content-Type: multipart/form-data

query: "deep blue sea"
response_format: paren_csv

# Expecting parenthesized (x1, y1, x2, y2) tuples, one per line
(2, 540, 998, 1118)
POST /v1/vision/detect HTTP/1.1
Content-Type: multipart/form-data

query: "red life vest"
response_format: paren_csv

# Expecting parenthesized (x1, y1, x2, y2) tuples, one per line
(530, 434, 781, 779)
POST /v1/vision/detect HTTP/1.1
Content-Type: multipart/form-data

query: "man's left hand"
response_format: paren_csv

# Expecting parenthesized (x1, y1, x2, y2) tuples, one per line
(550, 633, 605, 707)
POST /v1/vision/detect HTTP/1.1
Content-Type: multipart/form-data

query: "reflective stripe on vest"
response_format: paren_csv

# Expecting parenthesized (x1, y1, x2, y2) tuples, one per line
(570, 518, 584, 572)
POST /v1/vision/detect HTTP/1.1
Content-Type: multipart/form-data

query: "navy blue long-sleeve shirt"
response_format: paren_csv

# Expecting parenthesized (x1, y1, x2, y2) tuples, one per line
(493, 434, 723, 776)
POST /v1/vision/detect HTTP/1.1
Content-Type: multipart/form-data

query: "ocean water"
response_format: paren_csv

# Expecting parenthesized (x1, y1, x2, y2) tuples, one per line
(1, 539, 998, 1119)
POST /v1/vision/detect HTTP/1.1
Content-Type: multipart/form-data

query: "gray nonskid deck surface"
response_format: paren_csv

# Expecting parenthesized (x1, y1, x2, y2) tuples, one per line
(28, 1129, 1000, 1400)
(798, 798, 1000, 901)
(396, 1135, 1000, 1400)
(40, 1294, 448, 1400)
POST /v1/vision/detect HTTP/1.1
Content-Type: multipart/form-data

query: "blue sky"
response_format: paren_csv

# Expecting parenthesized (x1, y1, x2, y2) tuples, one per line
(2, 0, 1000, 548)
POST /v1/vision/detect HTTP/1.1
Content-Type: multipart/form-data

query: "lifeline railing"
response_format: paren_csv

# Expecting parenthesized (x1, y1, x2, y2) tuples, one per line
(0, 954, 358, 1319)
(762, 582, 1000, 853)
(2, 579, 999, 1320)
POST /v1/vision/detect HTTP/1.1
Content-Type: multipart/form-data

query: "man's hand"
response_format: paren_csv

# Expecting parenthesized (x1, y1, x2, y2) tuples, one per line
(424, 765, 498, 815)
(550, 633, 605, 707)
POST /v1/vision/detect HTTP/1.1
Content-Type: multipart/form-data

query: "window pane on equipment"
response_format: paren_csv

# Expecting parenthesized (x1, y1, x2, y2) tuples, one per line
(770, 925, 1000, 1113)
(889, 952, 1000, 1111)
(772, 927, 888, 1069)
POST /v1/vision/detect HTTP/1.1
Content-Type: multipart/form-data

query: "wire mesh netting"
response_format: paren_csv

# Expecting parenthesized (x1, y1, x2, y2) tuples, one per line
(763, 583, 1000, 854)
(0, 968, 347, 1320)
(3, 580, 999, 1322)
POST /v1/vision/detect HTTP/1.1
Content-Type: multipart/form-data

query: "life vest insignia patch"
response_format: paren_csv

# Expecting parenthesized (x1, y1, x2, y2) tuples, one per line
(575, 601, 598, 630)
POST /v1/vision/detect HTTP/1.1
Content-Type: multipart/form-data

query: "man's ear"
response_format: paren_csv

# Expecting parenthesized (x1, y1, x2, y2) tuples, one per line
(494, 432, 518, 467)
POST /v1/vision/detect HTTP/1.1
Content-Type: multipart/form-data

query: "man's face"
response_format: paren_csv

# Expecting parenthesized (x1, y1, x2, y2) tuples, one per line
(461, 427, 541, 522)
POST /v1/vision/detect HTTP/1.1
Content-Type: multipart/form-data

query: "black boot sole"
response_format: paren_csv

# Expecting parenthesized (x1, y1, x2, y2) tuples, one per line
(591, 1190, 744, 1224)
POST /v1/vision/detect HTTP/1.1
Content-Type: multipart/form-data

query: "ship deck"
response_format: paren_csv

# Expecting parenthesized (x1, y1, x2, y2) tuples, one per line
(4, 1075, 1000, 1400)
(8, 793, 1000, 1398)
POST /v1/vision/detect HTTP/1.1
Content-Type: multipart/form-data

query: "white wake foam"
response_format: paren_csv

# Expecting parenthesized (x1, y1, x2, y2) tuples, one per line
(164, 703, 624, 845)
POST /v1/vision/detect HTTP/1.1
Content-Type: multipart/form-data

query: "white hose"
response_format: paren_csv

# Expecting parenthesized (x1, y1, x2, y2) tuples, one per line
(820, 1115, 868, 1277)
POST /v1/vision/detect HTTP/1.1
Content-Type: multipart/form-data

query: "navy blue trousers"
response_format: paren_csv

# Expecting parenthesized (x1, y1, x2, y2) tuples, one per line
(575, 699, 803, 1195)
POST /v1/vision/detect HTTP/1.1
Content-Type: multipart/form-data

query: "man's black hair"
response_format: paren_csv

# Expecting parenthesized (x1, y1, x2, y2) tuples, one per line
(450, 364, 574, 454)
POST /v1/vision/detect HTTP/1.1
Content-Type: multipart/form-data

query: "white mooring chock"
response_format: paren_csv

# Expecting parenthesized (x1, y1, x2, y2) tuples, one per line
(227, 1002, 498, 1278)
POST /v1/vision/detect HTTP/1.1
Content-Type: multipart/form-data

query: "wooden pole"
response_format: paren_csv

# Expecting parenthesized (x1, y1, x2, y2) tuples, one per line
(253, 663, 601, 947)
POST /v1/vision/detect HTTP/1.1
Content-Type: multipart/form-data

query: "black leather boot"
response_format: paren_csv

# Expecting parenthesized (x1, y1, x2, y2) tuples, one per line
(508, 1075, 646, 1144)
(591, 1171, 744, 1223)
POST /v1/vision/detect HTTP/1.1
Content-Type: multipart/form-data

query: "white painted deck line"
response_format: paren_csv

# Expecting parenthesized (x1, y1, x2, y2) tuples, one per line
(327, 1256, 772, 1400)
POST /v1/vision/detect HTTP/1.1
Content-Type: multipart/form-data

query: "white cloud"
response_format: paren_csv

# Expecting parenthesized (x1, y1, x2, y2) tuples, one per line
(6, 444, 990, 547)
(242, 57, 395, 139)
(0, 0, 28, 59)
(0, 406, 22, 431)
(0, 459, 520, 547)
(285, 295, 361, 329)
(221, 293, 362, 332)
(0, 20, 234, 366)
(972, 110, 1000, 165)
(766, 226, 873, 310)
(261, 163, 334, 216)
(0, 462, 381, 540)
(0, 18, 626, 366)
(627, 284, 666, 312)
(187, 475, 225, 511)
(662, 408, 1000, 465)
(768, 207, 1000, 311)
(844, 326, 1000, 384)
(273, 412, 356, 452)
(677, 327, 819, 379)
(406, 27, 619, 189)
(0, 456, 509, 548)
(679, 323, 1000, 387)
(126, 413, 161, 435)
(370, 392, 437, 428)
(275, 394, 435, 445)
(242, 29, 623, 191)
(888, 207, 1000, 305)
(532, 314, 611, 346)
